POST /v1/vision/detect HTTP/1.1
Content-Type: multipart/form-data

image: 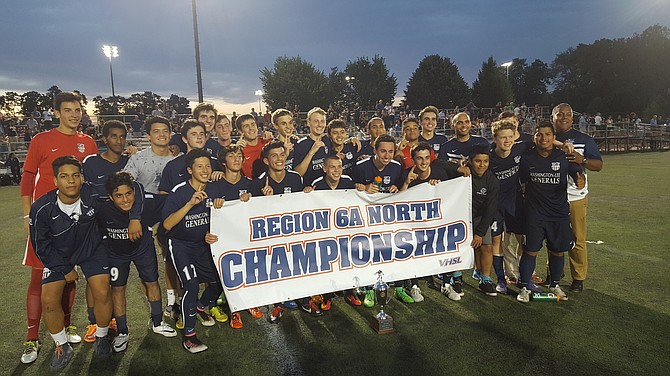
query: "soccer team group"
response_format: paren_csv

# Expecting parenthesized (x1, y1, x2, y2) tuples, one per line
(18, 92, 603, 369)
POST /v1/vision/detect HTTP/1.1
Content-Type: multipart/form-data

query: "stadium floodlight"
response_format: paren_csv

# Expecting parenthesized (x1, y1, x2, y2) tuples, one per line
(501, 61, 513, 79)
(102, 45, 119, 97)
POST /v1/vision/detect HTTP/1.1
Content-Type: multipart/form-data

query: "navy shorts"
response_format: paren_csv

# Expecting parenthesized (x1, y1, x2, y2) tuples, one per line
(167, 239, 219, 286)
(491, 207, 524, 237)
(108, 248, 159, 287)
(42, 251, 109, 284)
(523, 218, 574, 253)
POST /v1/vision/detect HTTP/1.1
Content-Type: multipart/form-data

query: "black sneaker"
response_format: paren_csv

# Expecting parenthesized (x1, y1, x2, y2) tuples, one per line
(478, 280, 498, 297)
(300, 299, 323, 317)
(570, 280, 584, 292)
(93, 336, 112, 359)
(182, 335, 208, 354)
(451, 279, 464, 296)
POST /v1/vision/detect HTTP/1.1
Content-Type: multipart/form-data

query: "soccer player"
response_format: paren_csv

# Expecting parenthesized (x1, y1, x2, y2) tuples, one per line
(159, 120, 210, 194)
(400, 142, 461, 191)
(19, 92, 97, 364)
(29, 156, 113, 369)
(395, 118, 436, 169)
(162, 149, 225, 353)
(516, 122, 585, 303)
(236, 113, 273, 179)
(326, 119, 359, 176)
(271, 108, 299, 170)
(552, 103, 603, 292)
(293, 107, 330, 186)
(169, 103, 219, 155)
(211, 145, 264, 329)
(418, 105, 448, 155)
(125, 116, 177, 194)
(98, 172, 177, 353)
(214, 114, 234, 149)
(358, 116, 387, 159)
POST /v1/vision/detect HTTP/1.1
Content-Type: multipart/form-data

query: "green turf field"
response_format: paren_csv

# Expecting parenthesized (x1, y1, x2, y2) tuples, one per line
(1, 152, 668, 376)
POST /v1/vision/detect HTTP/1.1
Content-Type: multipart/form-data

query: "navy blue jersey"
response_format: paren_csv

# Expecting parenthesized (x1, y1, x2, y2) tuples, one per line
(293, 135, 330, 186)
(251, 170, 303, 196)
(517, 132, 534, 143)
(169, 133, 187, 154)
(353, 157, 403, 193)
(311, 175, 355, 190)
(440, 135, 489, 161)
(358, 139, 374, 158)
(210, 176, 253, 201)
(162, 181, 222, 245)
(83, 154, 129, 196)
(283, 137, 298, 171)
(329, 143, 359, 176)
(204, 138, 222, 161)
(519, 148, 582, 221)
(402, 164, 453, 189)
(489, 141, 532, 213)
(158, 153, 221, 193)
(472, 170, 499, 237)
(419, 134, 448, 156)
(98, 193, 165, 259)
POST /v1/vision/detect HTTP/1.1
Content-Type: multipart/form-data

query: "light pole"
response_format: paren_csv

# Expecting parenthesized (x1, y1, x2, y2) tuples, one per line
(102, 45, 119, 97)
(255, 90, 263, 112)
(501, 61, 513, 80)
(192, 0, 204, 103)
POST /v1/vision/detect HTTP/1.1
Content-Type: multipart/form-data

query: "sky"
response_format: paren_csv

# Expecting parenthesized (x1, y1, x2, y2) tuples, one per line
(1, 0, 669, 114)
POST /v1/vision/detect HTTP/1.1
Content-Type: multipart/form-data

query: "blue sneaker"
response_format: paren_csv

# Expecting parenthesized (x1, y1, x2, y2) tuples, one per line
(472, 269, 482, 282)
(496, 279, 508, 294)
(517, 280, 543, 293)
(281, 300, 299, 310)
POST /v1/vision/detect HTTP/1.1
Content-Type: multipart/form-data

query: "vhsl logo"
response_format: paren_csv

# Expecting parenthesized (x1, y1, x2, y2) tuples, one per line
(439, 256, 462, 267)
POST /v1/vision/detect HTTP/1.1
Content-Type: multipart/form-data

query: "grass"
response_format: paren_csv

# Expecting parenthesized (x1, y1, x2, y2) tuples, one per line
(1, 151, 669, 376)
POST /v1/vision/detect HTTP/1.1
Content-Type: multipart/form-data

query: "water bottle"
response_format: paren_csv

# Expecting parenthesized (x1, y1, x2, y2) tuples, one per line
(531, 292, 560, 302)
(373, 176, 383, 191)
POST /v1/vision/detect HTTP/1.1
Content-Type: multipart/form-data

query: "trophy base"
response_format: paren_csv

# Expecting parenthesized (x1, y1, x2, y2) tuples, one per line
(372, 314, 395, 334)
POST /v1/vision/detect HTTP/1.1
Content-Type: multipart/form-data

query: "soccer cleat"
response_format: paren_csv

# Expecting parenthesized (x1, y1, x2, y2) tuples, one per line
(109, 318, 117, 333)
(479, 279, 498, 297)
(472, 269, 482, 282)
(281, 300, 299, 310)
(112, 333, 128, 353)
(301, 299, 323, 317)
(182, 336, 208, 354)
(549, 285, 569, 301)
(345, 294, 362, 306)
(496, 279, 508, 295)
(517, 287, 531, 303)
(65, 325, 81, 344)
(207, 306, 229, 323)
(363, 290, 375, 308)
(321, 299, 331, 311)
(268, 306, 285, 324)
(570, 280, 584, 292)
(93, 336, 112, 358)
(410, 285, 424, 302)
(175, 315, 184, 330)
(150, 320, 178, 337)
(248, 307, 264, 319)
(50, 342, 74, 370)
(441, 284, 461, 301)
(196, 310, 216, 327)
(230, 312, 243, 329)
(21, 340, 40, 364)
(395, 287, 415, 303)
(84, 324, 97, 343)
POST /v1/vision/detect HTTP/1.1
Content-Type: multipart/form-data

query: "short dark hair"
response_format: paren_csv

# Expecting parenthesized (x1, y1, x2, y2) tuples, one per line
(144, 116, 171, 134)
(105, 171, 134, 195)
(469, 144, 490, 161)
(218, 145, 244, 162)
(535, 121, 556, 135)
(192, 102, 217, 119)
(216, 114, 229, 123)
(324, 154, 342, 166)
(411, 142, 432, 159)
(52, 155, 81, 176)
(327, 119, 346, 134)
(235, 113, 256, 131)
(374, 134, 396, 150)
(181, 119, 205, 139)
(367, 117, 385, 131)
(102, 120, 127, 138)
(53, 92, 82, 111)
(261, 140, 285, 160)
(184, 148, 212, 170)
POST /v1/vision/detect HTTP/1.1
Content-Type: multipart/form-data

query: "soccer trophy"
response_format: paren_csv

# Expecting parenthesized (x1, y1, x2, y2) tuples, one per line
(372, 270, 395, 334)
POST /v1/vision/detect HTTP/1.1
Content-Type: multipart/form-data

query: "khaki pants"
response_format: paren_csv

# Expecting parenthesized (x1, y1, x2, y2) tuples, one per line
(569, 197, 588, 281)
(502, 231, 520, 279)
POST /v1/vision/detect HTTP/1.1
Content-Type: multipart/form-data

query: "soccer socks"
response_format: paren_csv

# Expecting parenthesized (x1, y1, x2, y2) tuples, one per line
(115, 315, 128, 335)
(149, 300, 163, 327)
(548, 254, 565, 287)
(182, 280, 199, 336)
(95, 325, 109, 338)
(62, 282, 76, 327)
(200, 282, 223, 309)
(519, 253, 536, 288)
(493, 255, 505, 281)
(26, 268, 42, 340)
(166, 289, 176, 306)
(87, 307, 96, 325)
(51, 328, 68, 346)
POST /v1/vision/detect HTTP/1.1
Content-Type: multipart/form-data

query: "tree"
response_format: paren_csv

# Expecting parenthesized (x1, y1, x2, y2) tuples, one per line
(344, 55, 397, 110)
(166, 94, 191, 114)
(403, 54, 469, 110)
(508, 58, 552, 105)
(93, 95, 123, 115)
(261, 56, 330, 111)
(125, 91, 164, 115)
(471, 57, 514, 108)
(0, 91, 23, 117)
(21, 91, 46, 116)
(42, 85, 62, 109)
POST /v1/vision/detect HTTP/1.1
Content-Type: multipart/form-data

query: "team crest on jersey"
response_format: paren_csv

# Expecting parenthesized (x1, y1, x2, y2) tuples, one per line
(346, 152, 353, 160)
(551, 162, 561, 171)
(477, 188, 487, 195)
(514, 155, 521, 164)
(284, 187, 292, 194)
(42, 267, 52, 280)
(239, 189, 247, 196)
(383, 176, 391, 185)
(77, 143, 85, 153)
(433, 144, 440, 151)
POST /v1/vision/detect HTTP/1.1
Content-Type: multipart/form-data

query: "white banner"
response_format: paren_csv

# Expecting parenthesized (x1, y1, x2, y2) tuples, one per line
(210, 176, 473, 311)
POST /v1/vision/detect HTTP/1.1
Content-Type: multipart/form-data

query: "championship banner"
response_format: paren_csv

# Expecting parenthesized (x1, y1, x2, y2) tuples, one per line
(210, 176, 473, 311)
